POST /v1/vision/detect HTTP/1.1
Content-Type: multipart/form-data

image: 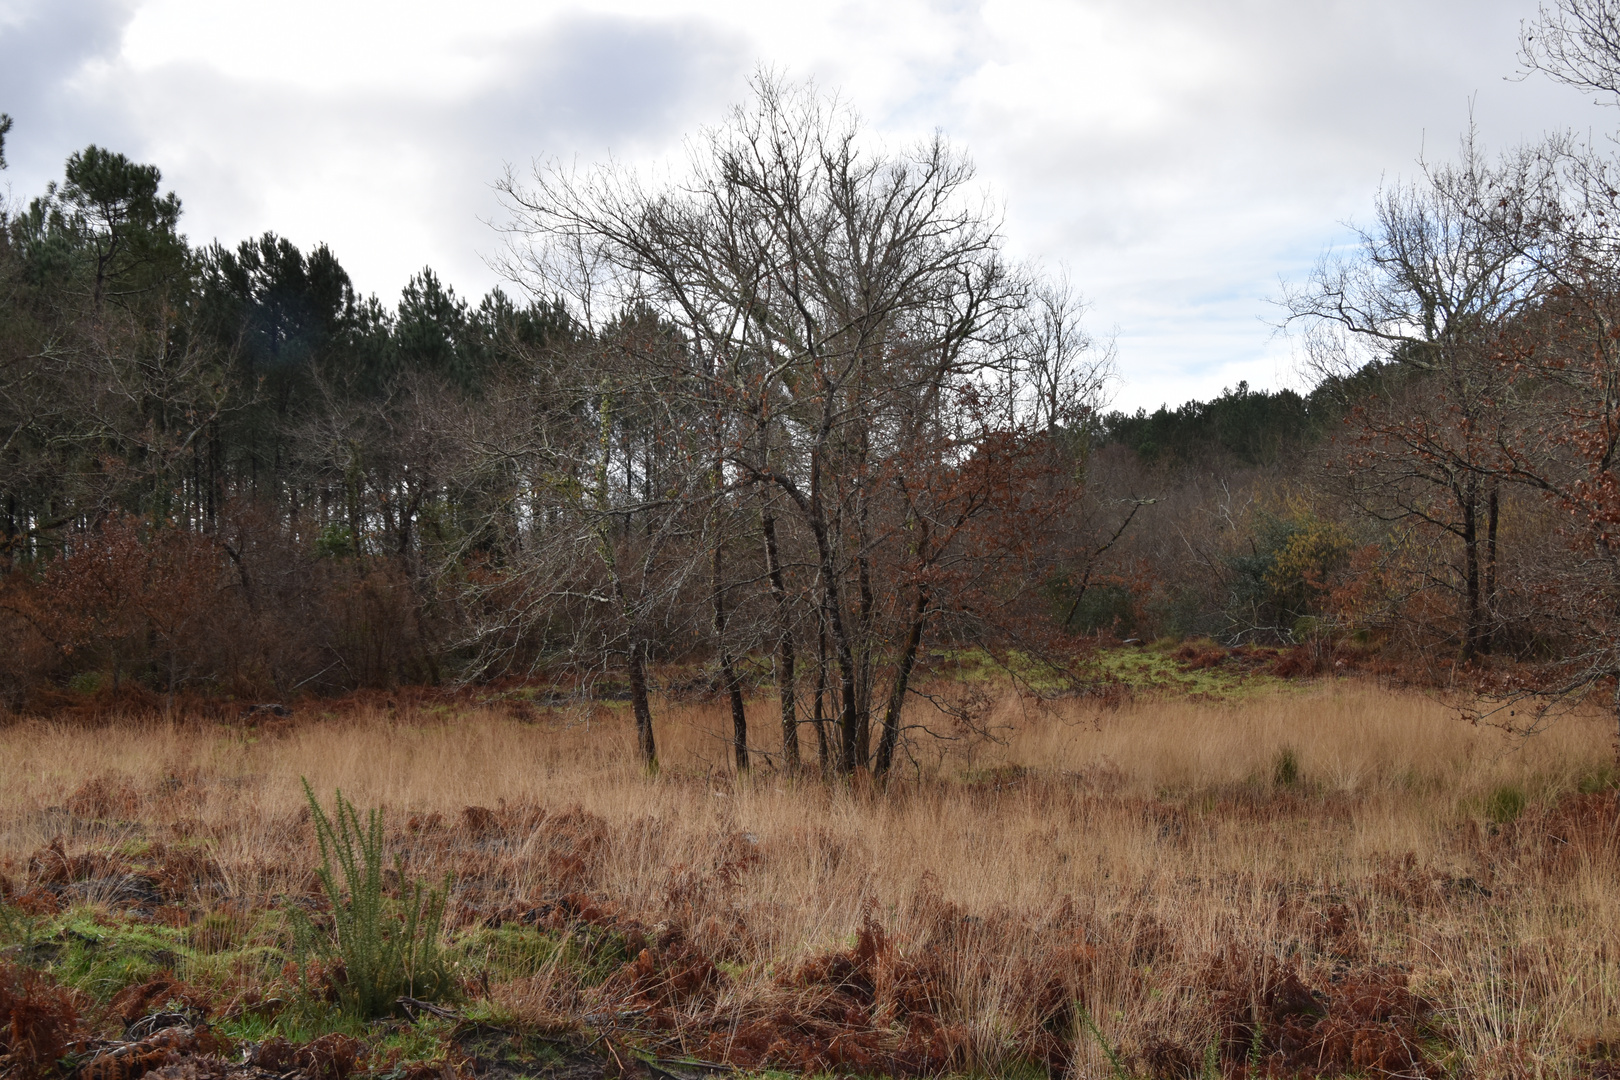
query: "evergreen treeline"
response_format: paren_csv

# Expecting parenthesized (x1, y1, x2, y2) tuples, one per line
(1096, 382, 1328, 467)
(0, 126, 574, 702)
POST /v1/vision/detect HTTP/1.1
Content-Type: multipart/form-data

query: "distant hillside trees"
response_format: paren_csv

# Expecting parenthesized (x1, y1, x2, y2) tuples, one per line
(1096, 381, 1324, 467)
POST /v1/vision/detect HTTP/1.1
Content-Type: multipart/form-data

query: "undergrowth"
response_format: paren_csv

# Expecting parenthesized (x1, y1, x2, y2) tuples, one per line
(291, 781, 453, 1019)
(1083, 639, 1291, 698)
(0, 684, 1615, 1079)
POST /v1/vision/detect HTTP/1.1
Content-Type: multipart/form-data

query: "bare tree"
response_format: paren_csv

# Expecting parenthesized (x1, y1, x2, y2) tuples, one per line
(1521, 0, 1620, 102)
(439, 310, 710, 772)
(1284, 134, 1544, 658)
(1018, 273, 1115, 436)
(496, 73, 1110, 778)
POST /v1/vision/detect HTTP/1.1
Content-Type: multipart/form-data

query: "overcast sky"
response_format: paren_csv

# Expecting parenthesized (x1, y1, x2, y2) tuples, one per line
(0, 0, 1612, 411)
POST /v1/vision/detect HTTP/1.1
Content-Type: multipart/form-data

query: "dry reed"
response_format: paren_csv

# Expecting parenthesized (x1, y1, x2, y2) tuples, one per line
(0, 682, 1615, 1078)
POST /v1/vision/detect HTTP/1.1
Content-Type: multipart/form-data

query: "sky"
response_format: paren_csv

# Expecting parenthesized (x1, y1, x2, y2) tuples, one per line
(0, 0, 1613, 412)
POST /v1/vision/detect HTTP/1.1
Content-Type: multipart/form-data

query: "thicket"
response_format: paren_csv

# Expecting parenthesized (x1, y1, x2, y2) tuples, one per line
(9, 5, 1620, 755)
(0, 81, 1123, 783)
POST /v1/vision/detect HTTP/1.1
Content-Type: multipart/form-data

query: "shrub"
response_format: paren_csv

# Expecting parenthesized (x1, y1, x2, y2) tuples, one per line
(294, 781, 453, 1018)
(1273, 746, 1301, 788)
(1486, 783, 1527, 825)
(0, 960, 82, 1080)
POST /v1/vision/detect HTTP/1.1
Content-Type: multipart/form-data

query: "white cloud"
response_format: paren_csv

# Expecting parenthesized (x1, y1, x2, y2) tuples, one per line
(1, 0, 1613, 410)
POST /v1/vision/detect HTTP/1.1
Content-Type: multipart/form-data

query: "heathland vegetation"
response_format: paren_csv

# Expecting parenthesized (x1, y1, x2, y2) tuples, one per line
(3, 684, 1619, 1078)
(7, 2, 1620, 1077)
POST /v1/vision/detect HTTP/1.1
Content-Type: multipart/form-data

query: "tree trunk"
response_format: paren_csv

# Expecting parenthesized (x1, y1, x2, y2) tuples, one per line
(874, 587, 928, 781)
(828, 588, 859, 774)
(854, 422, 875, 767)
(814, 613, 831, 775)
(761, 507, 799, 775)
(207, 419, 221, 532)
(1461, 480, 1482, 661)
(609, 536, 658, 773)
(627, 638, 658, 773)
(804, 458, 860, 775)
(855, 550, 875, 768)
(1484, 482, 1499, 654)
(711, 541, 749, 774)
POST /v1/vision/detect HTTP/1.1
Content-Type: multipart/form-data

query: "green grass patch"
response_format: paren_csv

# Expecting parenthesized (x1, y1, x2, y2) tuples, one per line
(457, 926, 566, 981)
(1272, 746, 1301, 788)
(455, 923, 634, 989)
(368, 1014, 462, 1067)
(1084, 641, 1286, 699)
(1578, 767, 1617, 794)
(37, 910, 185, 1000)
(0, 900, 298, 1003)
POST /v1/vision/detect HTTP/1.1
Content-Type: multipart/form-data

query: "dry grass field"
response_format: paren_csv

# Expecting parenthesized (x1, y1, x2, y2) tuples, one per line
(2, 680, 1618, 1079)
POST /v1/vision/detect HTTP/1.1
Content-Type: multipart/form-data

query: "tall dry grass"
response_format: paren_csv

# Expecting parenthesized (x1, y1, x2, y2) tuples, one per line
(1, 682, 1615, 1077)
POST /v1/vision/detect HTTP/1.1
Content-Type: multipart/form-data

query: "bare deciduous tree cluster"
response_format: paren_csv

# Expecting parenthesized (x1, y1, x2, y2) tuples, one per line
(1272, 0, 1620, 735)
(0, 79, 1117, 778)
(455, 77, 1115, 776)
